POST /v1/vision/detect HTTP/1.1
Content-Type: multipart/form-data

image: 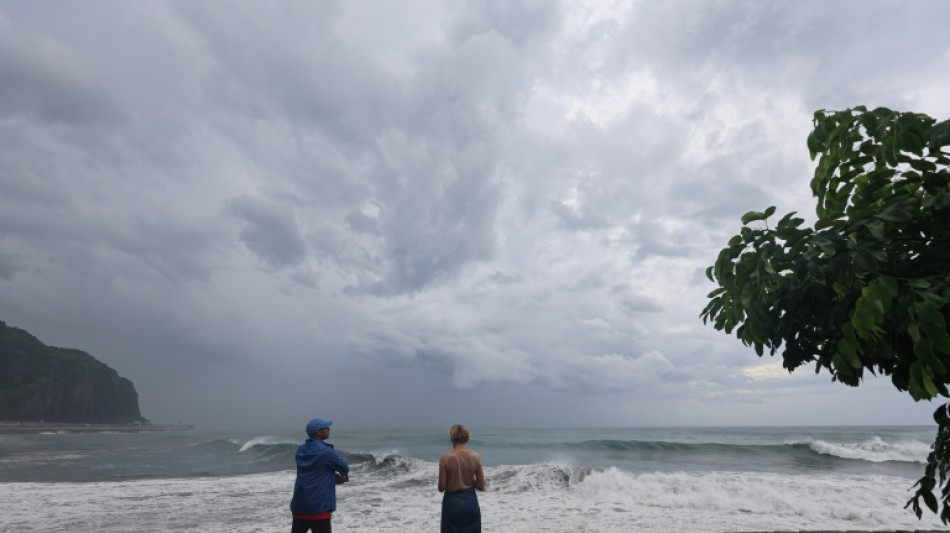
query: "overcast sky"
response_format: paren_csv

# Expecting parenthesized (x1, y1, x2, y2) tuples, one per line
(2, 1, 949, 429)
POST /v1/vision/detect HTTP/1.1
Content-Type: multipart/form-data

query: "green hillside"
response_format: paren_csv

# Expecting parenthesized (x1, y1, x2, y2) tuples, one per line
(0, 321, 144, 423)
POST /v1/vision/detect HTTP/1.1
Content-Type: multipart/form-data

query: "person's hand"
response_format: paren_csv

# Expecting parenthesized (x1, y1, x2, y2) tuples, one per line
(335, 473, 348, 485)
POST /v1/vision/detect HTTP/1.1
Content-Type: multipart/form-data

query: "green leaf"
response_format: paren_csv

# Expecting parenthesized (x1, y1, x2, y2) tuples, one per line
(910, 159, 937, 173)
(910, 361, 927, 399)
(814, 217, 845, 230)
(807, 132, 820, 158)
(833, 352, 851, 377)
(815, 237, 837, 255)
(877, 276, 899, 299)
(865, 219, 885, 238)
(876, 208, 911, 222)
(921, 323, 950, 355)
(900, 131, 925, 153)
(813, 121, 829, 144)
(924, 371, 940, 398)
(852, 294, 883, 336)
(740, 283, 754, 309)
(915, 301, 947, 328)
(741, 210, 768, 224)
(935, 404, 950, 426)
(908, 323, 922, 342)
(923, 490, 939, 514)
(837, 338, 862, 369)
(883, 140, 899, 167)
(915, 336, 936, 361)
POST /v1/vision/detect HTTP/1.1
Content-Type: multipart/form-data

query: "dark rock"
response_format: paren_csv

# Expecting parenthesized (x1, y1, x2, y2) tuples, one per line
(0, 321, 144, 424)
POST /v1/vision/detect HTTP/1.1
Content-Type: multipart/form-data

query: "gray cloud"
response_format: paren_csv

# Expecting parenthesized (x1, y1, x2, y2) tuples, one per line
(0, 252, 18, 280)
(226, 196, 307, 269)
(344, 210, 379, 235)
(0, 0, 947, 428)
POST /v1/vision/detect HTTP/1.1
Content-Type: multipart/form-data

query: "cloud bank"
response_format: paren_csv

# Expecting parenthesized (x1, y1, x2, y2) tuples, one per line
(1, 0, 948, 428)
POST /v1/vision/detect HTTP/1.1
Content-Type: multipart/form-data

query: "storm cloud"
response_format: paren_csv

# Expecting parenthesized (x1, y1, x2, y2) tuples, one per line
(1, 0, 948, 429)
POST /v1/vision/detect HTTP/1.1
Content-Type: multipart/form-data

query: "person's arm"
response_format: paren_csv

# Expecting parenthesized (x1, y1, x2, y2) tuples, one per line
(438, 455, 447, 493)
(326, 446, 349, 475)
(474, 454, 485, 491)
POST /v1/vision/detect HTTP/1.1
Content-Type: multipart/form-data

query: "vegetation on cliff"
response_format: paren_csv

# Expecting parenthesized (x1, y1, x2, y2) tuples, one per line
(0, 320, 145, 424)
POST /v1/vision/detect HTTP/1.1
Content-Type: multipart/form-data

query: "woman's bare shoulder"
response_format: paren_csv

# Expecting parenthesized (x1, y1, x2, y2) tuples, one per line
(441, 449, 479, 458)
(457, 449, 482, 461)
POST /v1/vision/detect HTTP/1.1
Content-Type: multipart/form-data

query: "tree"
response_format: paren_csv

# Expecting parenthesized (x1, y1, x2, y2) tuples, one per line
(700, 107, 950, 521)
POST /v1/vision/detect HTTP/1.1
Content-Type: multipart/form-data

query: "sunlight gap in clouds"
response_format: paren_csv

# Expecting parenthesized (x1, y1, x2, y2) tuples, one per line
(742, 360, 793, 381)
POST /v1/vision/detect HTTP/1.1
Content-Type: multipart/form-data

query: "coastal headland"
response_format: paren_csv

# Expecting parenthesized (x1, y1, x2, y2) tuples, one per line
(0, 421, 194, 434)
(1, 321, 146, 425)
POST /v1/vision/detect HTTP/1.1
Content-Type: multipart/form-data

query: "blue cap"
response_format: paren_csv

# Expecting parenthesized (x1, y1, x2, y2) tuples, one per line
(306, 418, 333, 436)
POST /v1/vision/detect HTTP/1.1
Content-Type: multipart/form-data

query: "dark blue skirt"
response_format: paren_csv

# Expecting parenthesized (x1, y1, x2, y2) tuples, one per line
(441, 488, 481, 533)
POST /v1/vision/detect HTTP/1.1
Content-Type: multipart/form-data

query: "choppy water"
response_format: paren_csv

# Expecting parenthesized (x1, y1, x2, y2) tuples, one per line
(1, 426, 946, 531)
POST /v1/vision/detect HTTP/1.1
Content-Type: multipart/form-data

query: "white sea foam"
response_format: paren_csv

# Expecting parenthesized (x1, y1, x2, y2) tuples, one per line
(237, 435, 297, 453)
(1, 463, 945, 532)
(0, 451, 87, 465)
(807, 436, 930, 463)
(366, 449, 405, 466)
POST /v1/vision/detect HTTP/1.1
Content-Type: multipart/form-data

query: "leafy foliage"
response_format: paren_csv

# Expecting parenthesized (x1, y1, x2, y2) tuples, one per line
(700, 107, 950, 521)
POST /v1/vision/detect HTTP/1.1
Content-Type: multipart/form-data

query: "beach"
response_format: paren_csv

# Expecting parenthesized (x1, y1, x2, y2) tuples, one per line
(1, 426, 947, 532)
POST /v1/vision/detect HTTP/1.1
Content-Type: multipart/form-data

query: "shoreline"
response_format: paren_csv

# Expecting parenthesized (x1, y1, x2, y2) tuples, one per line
(0, 421, 194, 434)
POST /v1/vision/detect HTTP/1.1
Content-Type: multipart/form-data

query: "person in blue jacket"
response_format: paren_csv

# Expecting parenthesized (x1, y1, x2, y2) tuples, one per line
(290, 418, 349, 533)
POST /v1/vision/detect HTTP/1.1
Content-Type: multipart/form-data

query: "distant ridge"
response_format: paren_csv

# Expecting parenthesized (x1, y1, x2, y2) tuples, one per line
(0, 320, 146, 424)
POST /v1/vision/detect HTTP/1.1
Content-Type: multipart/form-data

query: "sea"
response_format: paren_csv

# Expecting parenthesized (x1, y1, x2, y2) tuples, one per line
(1, 426, 947, 532)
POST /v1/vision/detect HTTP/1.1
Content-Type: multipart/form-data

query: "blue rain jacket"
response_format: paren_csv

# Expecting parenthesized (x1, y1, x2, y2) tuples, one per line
(289, 438, 349, 515)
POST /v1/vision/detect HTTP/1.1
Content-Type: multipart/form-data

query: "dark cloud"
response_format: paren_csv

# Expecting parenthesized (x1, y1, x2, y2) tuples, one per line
(0, 12, 121, 125)
(0, 1, 946, 428)
(344, 210, 379, 235)
(226, 196, 307, 269)
(0, 252, 18, 280)
(616, 293, 664, 314)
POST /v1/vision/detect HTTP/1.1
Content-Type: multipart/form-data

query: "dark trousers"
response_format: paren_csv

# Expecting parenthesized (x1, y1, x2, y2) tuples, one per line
(441, 487, 481, 533)
(291, 517, 331, 533)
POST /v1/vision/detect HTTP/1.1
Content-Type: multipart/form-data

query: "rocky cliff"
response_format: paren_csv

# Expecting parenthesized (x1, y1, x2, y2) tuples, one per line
(0, 321, 144, 424)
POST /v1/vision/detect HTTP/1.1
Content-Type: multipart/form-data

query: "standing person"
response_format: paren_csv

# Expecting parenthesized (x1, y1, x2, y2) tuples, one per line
(290, 418, 349, 533)
(438, 424, 486, 533)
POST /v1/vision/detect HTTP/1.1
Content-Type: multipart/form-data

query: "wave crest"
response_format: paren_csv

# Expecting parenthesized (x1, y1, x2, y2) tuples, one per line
(566, 437, 929, 465)
(488, 463, 595, 493)
(237, 435, 298, 453)
(806, 437, 929, 464)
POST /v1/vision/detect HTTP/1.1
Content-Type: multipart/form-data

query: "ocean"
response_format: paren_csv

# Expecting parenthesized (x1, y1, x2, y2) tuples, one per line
(1, 426, 946, 532)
